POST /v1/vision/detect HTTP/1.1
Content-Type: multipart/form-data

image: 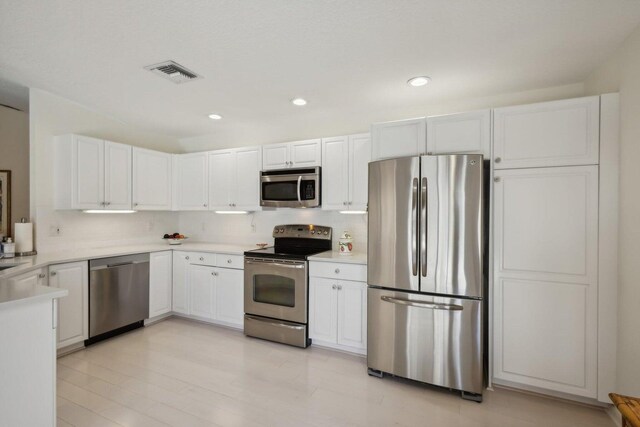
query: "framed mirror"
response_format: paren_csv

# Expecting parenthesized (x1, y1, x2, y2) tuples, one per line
(0, 170, 11, 239)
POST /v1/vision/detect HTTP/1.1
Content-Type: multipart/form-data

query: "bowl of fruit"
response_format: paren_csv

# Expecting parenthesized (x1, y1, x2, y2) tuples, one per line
(163, 233, 187, 245)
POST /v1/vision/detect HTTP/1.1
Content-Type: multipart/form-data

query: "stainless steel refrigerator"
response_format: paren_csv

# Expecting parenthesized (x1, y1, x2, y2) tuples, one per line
(367, 154, 486, 402)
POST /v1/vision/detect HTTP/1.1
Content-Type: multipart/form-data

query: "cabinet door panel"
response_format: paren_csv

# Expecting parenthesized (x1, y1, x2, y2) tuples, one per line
(234, 146, 262, 210)
(493, 96, 599, 169)
(189, 264, 215, 320)
(176, 153, 209, 210)
(149, 251, 172, 318)
(133, 148, 172, 210)
(321, 136, 349, 210)
(104, 141, 132, 210)
(348, 133, 371, 210)
(49, 261, 88, 348)
(172, 252, 190, 314)
(309, 278, 338, 343)
(371, 118, 426, 160)
(494, 166, 598, 283)
(494, 277, 596, 397)
(215, 268, 244, 328)
(290, 139, 321, 167)
(208, 150, 233, 210)
(262, 143, 289, 170)
(337, 280, 366, 350)
(427, 110, 490, 156)
(74, 135, 104, 209)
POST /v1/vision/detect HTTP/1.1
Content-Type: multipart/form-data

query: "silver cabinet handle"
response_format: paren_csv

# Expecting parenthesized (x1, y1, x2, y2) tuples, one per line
(134, 203, 138, 206)
(49, 272, 56, 277)
(214, 271, 218, 276)
(203, 203, 207, 207)
(185, 256, 190, 260)
(495, 157, 502, 163)
(343, 201, 347, 206)
(494, 177, 501, 183)
(106, 202, 111, 206)
(381, 296, 463, 311)
(335, 268, 340, 274)
(39, 273, 46, 278)
(227, 259, 232, 264)
(199, 257, 204, 261)
(420, 177, 427, 277)
(411, 177, 418, 276)
(332, 284, 337, 290)
(337, 284, 342, 290)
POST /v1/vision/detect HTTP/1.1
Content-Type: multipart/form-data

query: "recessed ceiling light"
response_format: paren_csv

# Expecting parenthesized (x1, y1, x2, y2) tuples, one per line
(208, 113, 222, 120)
(407, 76, 431, 87)
(291, 98, 307, 106)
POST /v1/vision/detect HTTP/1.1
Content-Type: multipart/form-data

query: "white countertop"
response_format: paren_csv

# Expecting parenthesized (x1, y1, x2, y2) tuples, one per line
(308, 251, 368, 265)
(0, 242, 257, 308)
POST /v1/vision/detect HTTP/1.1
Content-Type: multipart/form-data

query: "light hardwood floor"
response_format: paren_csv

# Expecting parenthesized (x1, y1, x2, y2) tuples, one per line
(56, 317, 614, 427)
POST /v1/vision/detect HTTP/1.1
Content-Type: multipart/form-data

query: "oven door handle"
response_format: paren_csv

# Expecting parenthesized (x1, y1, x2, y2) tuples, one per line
(297, 176, 302, 203)
(245, 260, 306, 269)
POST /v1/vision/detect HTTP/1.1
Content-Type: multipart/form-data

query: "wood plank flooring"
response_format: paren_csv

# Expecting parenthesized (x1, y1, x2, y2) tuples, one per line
(56, 317, 614, 427)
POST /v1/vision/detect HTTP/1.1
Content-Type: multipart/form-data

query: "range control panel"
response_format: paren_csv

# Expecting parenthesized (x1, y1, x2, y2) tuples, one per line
(272, 224, 332, 240)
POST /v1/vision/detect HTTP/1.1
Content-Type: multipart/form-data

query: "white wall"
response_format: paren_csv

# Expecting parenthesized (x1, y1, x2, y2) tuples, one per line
(0, 105, 29, 235)
(585, 26, 639, 397)
(177, 82, 585, 152)
(29, 89, 180, 252)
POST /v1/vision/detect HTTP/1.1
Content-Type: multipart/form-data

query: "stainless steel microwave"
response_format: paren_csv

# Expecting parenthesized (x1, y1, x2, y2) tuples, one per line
(260, 167, 321, 208)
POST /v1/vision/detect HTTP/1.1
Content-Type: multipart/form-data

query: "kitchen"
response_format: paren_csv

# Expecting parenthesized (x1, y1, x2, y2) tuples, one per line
(1, 1, 639, 426)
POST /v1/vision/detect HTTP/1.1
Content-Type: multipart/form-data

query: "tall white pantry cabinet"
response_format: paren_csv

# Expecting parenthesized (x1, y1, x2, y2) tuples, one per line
(490, 95, 618, 403)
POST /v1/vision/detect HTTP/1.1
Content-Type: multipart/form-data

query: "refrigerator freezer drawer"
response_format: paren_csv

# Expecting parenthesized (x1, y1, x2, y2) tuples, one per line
(367, 288, 483, 394)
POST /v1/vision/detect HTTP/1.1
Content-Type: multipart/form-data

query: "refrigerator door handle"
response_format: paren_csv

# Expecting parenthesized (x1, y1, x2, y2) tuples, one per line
(420, 176, 428, 277)
(381, 296, 463, 311)
(411, 177, 418, 276)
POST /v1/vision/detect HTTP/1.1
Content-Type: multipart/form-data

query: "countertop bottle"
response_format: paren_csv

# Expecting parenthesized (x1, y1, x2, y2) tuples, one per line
(2, 237, 15, 258)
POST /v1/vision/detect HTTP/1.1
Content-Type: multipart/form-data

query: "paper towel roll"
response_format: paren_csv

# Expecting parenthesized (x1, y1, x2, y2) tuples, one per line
(14, 222, 33, 253)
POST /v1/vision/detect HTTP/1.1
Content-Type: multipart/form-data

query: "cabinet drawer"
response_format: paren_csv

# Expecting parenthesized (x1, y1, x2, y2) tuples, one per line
(310, 262, 366, 282)
(215, 254, 244, 270)
(186, 252, 216, 266)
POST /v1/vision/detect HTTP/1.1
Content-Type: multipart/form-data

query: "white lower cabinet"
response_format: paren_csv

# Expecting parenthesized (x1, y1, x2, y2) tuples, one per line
(48, 261, 88, 349)
(309, 267, 367, 354)
(492, 165, 599, 398)
(149, 251, 172, 318)
(8, 268, 48, 287)
(172, 251, 244, 329)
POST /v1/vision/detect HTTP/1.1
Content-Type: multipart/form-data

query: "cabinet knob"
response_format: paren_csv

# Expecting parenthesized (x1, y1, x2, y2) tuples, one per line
(106, 202, 111, 206)
(214, 272, 218, 276)
(227, 259, 232, 264)
(494, 157, 502, 163)
(39, 273, 46, 278)
(199, 257, 204, 261)
(494, 177, 501, 183)
(49, 272, 56, 277)
(335, 268, 340, 274)
(134, 203, 139, 206)
(348, 201, 352, 205)
(203, 204, 207, 207)
(343, 202, 347, 206)
(185, 256, 190, 260)
(337, 284, 343, 290)
(332, 284, 337, 290)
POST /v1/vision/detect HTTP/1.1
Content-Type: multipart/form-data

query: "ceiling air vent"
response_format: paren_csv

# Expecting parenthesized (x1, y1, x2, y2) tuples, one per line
(144, 60, 202, 84)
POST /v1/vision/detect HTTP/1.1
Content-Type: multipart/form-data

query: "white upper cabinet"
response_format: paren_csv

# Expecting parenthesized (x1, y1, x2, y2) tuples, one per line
(493, 96, 600, 169)
(262, 139, 321, 170)
(322, 133, 371, 211)
(175, 152, 209, 210)
(49, 261, 88, 349)
(55, 134, 133, 210)
(426, 110, 491, 157)
(371, 117, 426, 161)
(209, 146, 262, 212)
(104, 141, 132, 210)
(233, 146, 262, 211)
(492, 165, 599, 398)
(133, 147, 172, 210)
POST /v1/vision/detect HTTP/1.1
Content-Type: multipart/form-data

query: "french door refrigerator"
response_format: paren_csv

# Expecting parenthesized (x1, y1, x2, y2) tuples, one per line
(367, 154, 486, 402)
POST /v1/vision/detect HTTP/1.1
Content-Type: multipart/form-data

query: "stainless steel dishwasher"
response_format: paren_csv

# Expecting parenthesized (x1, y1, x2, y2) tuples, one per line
(87, 253, 149, 344)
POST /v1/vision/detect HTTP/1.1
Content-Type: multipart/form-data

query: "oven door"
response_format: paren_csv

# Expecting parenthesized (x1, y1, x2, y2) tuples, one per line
(244, 257, 308, 324)
(260, 169, 320, 208)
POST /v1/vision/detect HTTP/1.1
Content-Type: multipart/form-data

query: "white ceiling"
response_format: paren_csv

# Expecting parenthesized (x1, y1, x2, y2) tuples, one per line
(1, 0, 639, 148)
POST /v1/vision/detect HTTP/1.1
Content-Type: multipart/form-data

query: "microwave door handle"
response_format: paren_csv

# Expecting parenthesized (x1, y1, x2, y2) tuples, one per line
(297, 176, 302, 203)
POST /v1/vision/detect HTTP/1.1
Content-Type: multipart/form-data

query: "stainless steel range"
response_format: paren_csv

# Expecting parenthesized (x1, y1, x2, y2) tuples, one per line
(244, 224, 332, 348)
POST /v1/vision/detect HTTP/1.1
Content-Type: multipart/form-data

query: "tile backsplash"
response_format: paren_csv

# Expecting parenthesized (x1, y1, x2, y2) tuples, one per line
(179, 209, 368, 253)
